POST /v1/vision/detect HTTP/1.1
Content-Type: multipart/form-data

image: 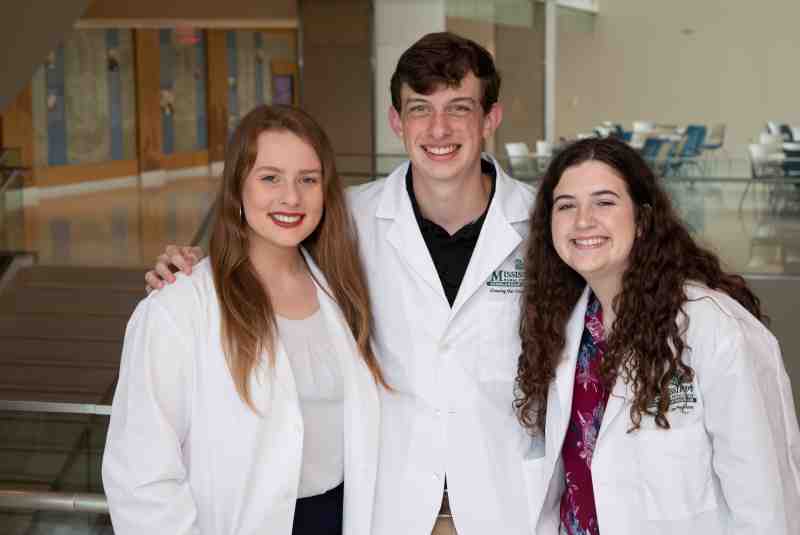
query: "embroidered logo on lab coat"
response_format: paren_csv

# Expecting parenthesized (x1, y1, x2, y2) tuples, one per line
(487, 258, 525, 294)
(648, 375, 698, 414)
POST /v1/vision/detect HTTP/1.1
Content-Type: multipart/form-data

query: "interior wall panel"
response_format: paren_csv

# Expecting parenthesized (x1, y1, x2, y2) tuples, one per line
(300, 0, 373, 175)
(205, 30, 230, 163)
(493, 2, 546, 156)
(134, 30, 163, 172)
(64, 30, 111, 165)
(0, 87, 35, 185)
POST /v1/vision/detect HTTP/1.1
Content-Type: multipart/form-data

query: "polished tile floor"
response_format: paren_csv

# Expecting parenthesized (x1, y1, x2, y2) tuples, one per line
(16, 175, 219, 269)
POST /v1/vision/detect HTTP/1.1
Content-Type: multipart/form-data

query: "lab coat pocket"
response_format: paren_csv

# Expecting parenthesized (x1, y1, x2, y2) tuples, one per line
(521, 449, 552, 527)
(636, 422, 717, 520)
(479, 297, 522, 382)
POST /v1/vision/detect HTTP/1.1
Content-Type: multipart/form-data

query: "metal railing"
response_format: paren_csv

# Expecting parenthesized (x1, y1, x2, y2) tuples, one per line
(0, 490, 107, 514)
(0, 400, 111, 416)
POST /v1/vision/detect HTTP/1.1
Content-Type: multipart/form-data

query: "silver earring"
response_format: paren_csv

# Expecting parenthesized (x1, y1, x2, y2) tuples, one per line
(240, 206, 244, 221)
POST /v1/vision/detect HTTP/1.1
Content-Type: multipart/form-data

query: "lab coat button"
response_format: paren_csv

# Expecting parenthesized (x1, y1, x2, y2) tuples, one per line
(440, 343, 450, 353)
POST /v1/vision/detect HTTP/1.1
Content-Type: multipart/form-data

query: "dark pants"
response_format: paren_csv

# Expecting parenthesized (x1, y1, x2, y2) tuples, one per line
(292, 483, 343, 535)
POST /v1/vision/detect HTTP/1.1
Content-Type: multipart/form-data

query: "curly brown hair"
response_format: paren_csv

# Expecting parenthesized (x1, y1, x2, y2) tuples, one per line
(515, 137, 763, 434)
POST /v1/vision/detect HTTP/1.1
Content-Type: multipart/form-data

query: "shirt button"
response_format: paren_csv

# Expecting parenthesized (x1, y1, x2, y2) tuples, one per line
(440, 343, 450, 352)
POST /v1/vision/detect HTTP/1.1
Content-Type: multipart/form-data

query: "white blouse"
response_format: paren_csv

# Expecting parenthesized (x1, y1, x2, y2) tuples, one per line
(276, 309, 344, 498)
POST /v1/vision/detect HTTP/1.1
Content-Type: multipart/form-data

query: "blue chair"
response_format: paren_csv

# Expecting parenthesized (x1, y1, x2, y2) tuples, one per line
(604, 123, 626, 140)
(683, 125, 707, 157)
(640, 137, 664, 162)
(702, 123, 725, 152)
(667, 125, 706, 176)
(784, 142, 800, 178)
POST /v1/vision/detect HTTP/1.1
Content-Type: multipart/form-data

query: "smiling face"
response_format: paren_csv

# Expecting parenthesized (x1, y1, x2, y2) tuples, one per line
(241, 130, 324, 255)
(551, 160, 638, 294)
(388, 72, 502, 186)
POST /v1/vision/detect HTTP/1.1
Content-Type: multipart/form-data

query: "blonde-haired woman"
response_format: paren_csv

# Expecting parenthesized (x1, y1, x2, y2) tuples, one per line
(103, 105, 386, 535)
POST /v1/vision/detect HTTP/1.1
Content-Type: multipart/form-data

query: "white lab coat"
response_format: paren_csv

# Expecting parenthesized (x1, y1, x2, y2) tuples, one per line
(524, 284, 800, 535)
(102, 253, 380, 535)
(347, 157, 536, 535)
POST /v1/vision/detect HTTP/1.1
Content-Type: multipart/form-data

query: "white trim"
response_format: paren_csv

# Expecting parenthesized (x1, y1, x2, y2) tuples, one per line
(75, 18, 298, 30)
(166, 165, 213, 181)
(140, 170, 168, 189)
(22, 187, 39, 207)
(20, 167, 218, 203)
(23, 175, 139, 204)
(210, 161, 225, 177)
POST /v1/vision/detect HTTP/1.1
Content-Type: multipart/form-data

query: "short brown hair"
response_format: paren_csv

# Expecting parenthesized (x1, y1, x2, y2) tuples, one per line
(390, 32, 501, 113)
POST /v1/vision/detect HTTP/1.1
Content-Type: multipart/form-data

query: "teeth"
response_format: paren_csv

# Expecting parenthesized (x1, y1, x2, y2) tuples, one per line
(574, 237, 606, 246)
(426, 145, 457, 155)
(272, 214, 302, 223)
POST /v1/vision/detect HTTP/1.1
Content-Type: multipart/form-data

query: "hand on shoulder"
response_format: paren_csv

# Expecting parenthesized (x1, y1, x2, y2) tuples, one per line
(145, 245, 205, 293)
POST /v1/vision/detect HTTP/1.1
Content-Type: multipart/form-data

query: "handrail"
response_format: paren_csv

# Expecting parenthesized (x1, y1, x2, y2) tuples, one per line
(0, 490, 107, 514)
(0, 166, 24, 196)
(0, 399, 111, 415)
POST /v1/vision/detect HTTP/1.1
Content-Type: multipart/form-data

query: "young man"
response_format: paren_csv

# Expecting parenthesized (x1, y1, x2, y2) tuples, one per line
(146, 33, 536, 535)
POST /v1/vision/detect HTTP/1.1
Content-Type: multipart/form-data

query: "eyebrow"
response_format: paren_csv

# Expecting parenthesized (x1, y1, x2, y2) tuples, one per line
(553, 190, 621, 203)
(403, 96, 478, 106)
(404, 97, 431, 106)
(252, 165, 322, 175)
(447, 97, 478, 105)
(591, 189, 621, 198)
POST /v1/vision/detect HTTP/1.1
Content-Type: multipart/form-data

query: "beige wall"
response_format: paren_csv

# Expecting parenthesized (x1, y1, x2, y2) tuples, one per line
(556, 0, 800, 155)
(82, 0, 296, 20)
(447, 3, 546, 161)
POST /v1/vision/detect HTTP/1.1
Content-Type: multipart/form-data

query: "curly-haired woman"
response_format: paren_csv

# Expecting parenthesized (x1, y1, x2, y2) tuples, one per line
(516, 137, 800, 535)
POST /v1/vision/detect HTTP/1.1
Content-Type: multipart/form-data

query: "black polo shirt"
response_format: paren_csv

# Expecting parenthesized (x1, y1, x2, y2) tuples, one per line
(406, 159, 497, 306)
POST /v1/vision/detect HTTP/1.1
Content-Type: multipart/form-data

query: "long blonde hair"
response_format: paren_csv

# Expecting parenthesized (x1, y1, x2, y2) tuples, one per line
(210, 104, 386, 410)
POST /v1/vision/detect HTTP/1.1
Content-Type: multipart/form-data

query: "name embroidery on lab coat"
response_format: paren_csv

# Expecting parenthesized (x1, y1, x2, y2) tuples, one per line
(648, 375, 698, 414)
(486, 258, 525, 294)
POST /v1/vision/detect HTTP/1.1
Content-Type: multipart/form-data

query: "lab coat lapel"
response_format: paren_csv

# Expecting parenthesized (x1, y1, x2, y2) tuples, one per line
(553, 288, 591, 443)
(597, 375, 631, 443)
(377, 165, 447, 303)
(302, 250, 379, 535)
(450, 165, 526, 317)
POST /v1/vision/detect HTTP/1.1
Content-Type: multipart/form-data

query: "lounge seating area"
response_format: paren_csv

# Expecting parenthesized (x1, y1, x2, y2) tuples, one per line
(504, 120, 800, 182)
